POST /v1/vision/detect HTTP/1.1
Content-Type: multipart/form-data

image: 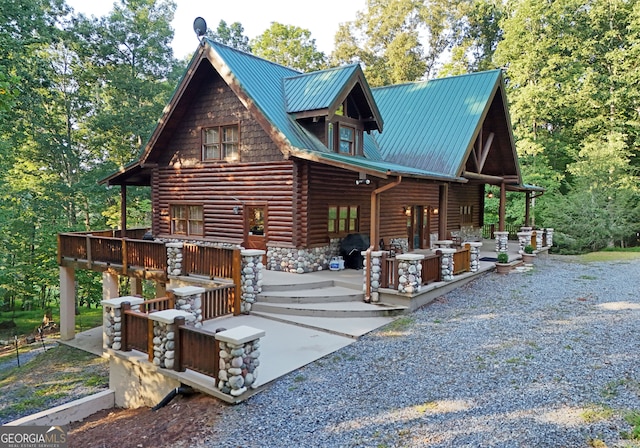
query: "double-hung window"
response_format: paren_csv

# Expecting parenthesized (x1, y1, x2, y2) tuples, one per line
(170, 205, 204, 236)
(203, 124, 239, 161)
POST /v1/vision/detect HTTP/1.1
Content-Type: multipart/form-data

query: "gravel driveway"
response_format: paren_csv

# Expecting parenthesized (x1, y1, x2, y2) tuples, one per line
(197, 255, 640, 448)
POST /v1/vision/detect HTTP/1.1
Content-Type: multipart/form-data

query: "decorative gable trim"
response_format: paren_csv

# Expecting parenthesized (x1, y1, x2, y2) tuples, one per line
(284, 65, 383, 133)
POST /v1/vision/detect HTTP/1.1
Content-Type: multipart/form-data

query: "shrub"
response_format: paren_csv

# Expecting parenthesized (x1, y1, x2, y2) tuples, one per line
(497, 252, 509, 263)
(524, 245, 534, 254)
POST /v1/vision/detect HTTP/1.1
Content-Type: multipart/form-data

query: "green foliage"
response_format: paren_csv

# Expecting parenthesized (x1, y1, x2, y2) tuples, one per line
(331, 0, 430, 85)
(494, 0, 640, 252)
(497, 252, 509, 263)
(208, 20, 251, 52)
(623, 411, 640, 440)
(251, 22, 327, 71)
(523, 245, 534, 254)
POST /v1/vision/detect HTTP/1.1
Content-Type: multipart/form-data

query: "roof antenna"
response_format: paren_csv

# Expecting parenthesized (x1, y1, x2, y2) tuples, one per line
(193, 17, 207, 45)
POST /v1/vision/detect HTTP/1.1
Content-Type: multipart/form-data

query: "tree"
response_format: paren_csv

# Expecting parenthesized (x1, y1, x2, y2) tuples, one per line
(494, 0, 640, 251)
(208, 19, 250, 52)
(76, 0, 182, 168)
(439, 0, 505, 76)
(332, 0, 471, 85)
(251, 22, 327, 71)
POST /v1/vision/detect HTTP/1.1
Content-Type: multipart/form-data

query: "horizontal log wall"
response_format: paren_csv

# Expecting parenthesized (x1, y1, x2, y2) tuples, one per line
(154, 161, 296, 246)
(378, 179, 440, 241)
(305, 162, 372, 246)
(448, 182, 483, 234)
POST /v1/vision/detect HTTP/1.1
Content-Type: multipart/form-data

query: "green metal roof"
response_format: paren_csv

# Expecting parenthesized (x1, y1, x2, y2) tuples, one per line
(284, 65, 360, 113)
(371, 70, 502, 178)
(207, 40, 386, 163)
(180, 41, 503, 181)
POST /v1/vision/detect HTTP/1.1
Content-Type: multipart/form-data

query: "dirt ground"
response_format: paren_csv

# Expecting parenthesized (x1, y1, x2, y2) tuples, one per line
(68, 393, 224, 448)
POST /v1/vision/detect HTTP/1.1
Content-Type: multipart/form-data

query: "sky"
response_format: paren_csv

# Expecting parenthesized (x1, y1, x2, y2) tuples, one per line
(65, 0, 366, 60)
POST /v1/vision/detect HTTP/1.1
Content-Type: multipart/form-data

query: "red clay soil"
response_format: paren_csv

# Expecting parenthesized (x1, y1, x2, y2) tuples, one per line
(67, 394, 223, 448)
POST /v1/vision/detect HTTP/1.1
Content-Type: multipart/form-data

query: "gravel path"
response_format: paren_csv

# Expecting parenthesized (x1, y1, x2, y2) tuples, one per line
(195, 255, 640, 448)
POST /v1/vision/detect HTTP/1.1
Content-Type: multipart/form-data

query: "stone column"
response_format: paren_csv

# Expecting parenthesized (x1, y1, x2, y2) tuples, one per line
(172, 286, 204, 328)
(216, 325, 266, 397)
(438, 248, 456, 281)
(465, 242, 483, 273)
(362, 250, 384, 302)
(241, 250, 265, 314)
(534, 230, 542, 250)
(166, 242, 184, 277)
(396, 254, 424, 294)
(494, 231, 509, 253)
(59, 266, 76, 341)
(101, 296, 144, 350)
(546, 228, 554, 247)
(517, 231, 532, 253)
(148, 309, 194, 369)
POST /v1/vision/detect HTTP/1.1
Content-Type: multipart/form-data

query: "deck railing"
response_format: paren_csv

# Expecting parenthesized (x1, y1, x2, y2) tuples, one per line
(119, 307, 220, 379)
(452, 246, 471, 275)
(422, 253, 442, 284)
(380, 252, 442, 289)
(121, 303, 152, 354)
(183, 244, 240, 279)
(58, 231, 167, 274)
(201, 285, 237, 319)
(174, 316, 220, 377)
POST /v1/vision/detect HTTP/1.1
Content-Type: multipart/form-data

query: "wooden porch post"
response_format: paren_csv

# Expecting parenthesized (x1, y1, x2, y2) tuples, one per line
(438, 184, 449, 240)
(499, 182, 506, 232)
(370, 177, 403, 250)
(524, 191, 531, 227)
(120, 184, 127, 238)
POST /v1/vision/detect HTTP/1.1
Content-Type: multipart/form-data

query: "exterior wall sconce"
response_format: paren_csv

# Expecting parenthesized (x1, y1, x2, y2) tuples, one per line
(233, 206, 241, 215)
(403, 206, 412, 217)
(432, 208, 439, 215)
(487, 192, 494, 199)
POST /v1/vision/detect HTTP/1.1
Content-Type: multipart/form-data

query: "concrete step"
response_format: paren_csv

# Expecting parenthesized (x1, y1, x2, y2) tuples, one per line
(250, 311, 403, 339)
(252, 301, 407, 318)
(260, 279, 336, 293)
(258, 286, 364, 304)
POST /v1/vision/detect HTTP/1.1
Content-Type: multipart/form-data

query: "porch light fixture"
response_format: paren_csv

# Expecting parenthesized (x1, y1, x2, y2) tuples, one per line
(432, 208, 439, 215)
(487, 192, 494, 199)
(403, 206, 412, 217)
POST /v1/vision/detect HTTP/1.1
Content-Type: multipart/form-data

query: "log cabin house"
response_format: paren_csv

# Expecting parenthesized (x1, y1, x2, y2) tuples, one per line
(56, 40, 545, 398)
(99, 38, 536, 273)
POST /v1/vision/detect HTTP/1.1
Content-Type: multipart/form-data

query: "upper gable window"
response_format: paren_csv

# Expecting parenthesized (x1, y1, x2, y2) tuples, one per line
(203, 124, 239, 162)
(329, 121, 362, 156)
(339, 126, 355, 154)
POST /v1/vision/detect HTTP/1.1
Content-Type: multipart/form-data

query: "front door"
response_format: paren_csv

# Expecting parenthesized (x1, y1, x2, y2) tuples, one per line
(408, 205, 432, 250)
(244, 205, 267, 252)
